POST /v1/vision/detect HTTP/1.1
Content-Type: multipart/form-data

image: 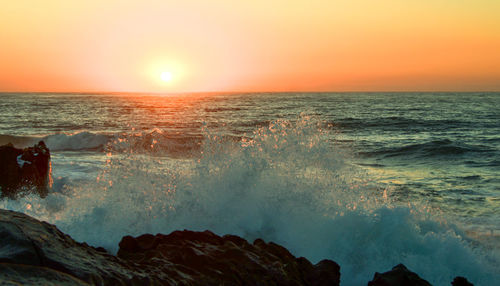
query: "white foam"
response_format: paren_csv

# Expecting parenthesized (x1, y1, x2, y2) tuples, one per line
(43, 132, 109, 151)
(16, 155, 31, 168)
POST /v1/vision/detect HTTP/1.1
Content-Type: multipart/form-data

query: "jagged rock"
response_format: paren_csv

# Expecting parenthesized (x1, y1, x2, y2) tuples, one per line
(452, 276, 474, 286)
(368, 264, 431, 286)
(0, 141, 51, 198)
(0, 263, 89, 286)
(0, 209, 153, 285)
(0, 209, 341, 285)
(117, 230, 341, 286)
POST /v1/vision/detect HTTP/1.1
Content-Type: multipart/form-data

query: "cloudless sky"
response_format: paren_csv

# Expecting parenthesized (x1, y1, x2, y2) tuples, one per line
(1, 0, 499, 92)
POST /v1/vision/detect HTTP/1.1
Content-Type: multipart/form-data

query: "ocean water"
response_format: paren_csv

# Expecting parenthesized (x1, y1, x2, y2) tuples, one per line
(0, 92, 499, 285)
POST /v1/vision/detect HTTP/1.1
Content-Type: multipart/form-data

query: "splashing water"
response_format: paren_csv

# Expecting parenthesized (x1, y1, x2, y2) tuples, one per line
(2, 116, 499, 285)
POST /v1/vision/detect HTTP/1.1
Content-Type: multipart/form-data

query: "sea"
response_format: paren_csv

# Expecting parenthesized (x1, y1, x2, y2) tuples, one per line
(0, 92, 499, 285)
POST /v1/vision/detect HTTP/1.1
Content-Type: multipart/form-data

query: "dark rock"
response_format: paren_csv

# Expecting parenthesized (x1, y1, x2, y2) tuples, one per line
(117, 229, 341, 286)
(368, 264, 432, 286)
(0, 141, 52, 198)
(0, 209, 150, 284)
(310, 260, 342, 286)
(452, 276, 474, 286)
(0, 263, 89, 286)
(0, 209, 341, 285)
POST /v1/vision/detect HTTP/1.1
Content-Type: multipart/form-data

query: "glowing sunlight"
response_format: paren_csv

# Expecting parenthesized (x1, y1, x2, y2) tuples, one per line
(160, 71, 172, 82)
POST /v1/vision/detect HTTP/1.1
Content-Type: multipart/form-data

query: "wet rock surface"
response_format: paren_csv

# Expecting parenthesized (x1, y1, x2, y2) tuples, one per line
(118, 230, 341, 286)
(0, 141, 51, 198)
(0, 209, 339, 285)
(368, 264, 432, 286)
(0, 209, 146, 285)
(451, 276, 474, 286)
(367, 264, 475, 286)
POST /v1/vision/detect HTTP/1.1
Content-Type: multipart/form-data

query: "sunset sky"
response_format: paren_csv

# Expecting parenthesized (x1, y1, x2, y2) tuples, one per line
(1, 0, 499, 92)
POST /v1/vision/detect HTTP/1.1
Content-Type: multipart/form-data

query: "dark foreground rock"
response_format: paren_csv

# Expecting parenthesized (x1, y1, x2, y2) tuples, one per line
(0, 209, 340, 285)
(452, 276, 474, 286)
(368, 264, 432, 286)
(0, 141, 51, 198)
(118, 230, 340, 285)
(0, 209, 147, 285)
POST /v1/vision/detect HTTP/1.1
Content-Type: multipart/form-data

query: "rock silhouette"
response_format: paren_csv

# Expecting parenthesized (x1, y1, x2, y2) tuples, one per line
(368, 264, 432, 286)
(0, 209, 339, 285)
(0, 141, 51, 198)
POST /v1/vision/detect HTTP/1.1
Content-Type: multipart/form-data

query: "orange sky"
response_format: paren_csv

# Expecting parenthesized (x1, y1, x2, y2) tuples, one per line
(1, 0, 499, 92)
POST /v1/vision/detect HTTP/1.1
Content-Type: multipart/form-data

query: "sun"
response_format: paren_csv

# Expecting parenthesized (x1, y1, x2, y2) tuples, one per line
(148, 60, 186, 89)
(160, 71, 172, 82)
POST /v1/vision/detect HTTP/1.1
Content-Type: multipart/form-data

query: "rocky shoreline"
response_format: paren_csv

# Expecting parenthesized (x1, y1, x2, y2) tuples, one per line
(0, 142, 475, 285)
(0, 209, 473, 285)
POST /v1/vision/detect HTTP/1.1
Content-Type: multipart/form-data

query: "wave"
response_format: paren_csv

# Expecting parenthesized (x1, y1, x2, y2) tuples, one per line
(361, 139, 493, 159)
(204, 107, 243, 112)
(0, 132, 110, 151)
(0, 130, 203, 154)
(1, 117, 499, 285)
(336, 117, 467, 131)
(43, 132, 111, 151)
(107, 128, 202, 156)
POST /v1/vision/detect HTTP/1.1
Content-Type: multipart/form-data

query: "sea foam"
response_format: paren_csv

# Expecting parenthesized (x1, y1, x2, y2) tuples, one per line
(2, 116, 499, 285)
(43, 132, 110, 151)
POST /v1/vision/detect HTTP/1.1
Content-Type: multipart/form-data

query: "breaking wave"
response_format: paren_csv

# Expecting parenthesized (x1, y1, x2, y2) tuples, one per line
(2, 116, 499, 285)
(44, 132, 111, 151)
(0, 132, 110, 151)
(1, 130, 202, 154)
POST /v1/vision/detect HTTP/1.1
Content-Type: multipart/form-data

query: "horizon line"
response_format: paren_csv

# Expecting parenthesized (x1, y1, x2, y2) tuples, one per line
(1, 90, 499, 95)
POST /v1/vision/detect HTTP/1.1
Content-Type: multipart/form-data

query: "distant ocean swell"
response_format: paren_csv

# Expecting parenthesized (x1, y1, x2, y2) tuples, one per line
(2, 117, 499, 285)
(336, 117, 470, 130)
(359, 139, 496, 159)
